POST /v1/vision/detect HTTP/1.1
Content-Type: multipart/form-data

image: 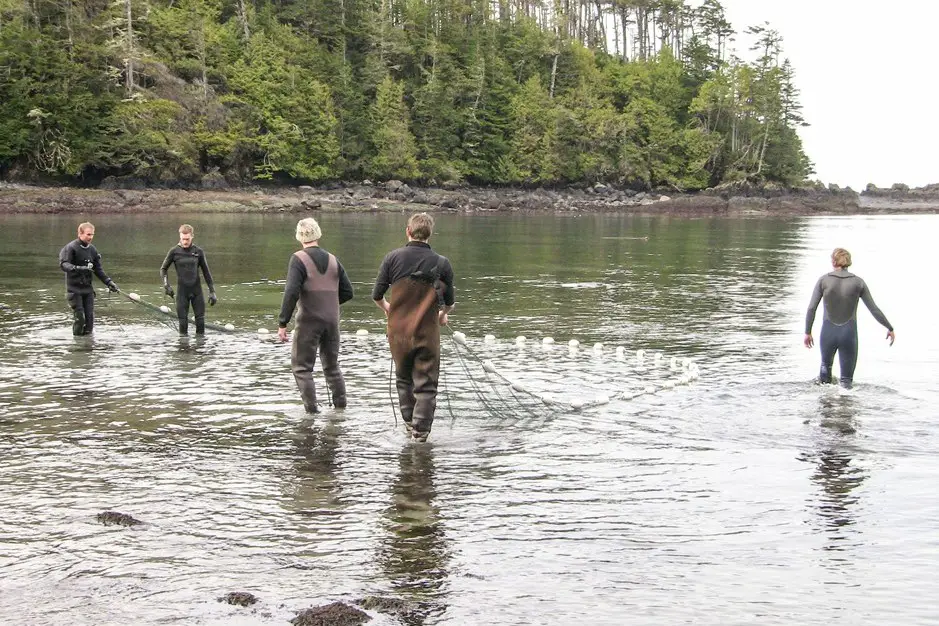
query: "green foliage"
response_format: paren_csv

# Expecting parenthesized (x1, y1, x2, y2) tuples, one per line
(507, 75, 559, 183)
(0, 0, 812, 190)
(366, 76, 419, 180)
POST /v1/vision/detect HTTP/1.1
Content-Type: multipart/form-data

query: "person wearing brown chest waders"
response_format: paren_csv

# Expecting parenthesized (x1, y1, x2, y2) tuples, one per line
(804, 247, 895, 389)
(278, 218, 354, 413)
(372, 213, 455, 442)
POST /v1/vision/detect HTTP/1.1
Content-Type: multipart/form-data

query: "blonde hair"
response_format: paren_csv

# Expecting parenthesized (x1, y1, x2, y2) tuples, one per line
(179, 224, 194, 235)
(831, 247, 852, 269)
(78, 222, 94, 234)
(407, 213, 434, 241)
(295, 218, 322, 244)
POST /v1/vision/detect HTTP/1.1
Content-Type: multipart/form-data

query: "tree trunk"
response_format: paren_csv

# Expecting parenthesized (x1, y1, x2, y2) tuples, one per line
(237, 0, 251, 41)
(549, 51, 559, 99)
(124, 0, 134, 97)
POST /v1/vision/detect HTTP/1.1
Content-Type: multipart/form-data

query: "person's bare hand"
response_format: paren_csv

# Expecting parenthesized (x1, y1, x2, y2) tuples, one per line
(886, 330, 895, 346)
(803, 333, 814, 348)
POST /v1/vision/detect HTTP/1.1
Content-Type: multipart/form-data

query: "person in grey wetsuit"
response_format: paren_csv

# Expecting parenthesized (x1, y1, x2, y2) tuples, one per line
(373, 212, 455, 442)
(278, 218, 353, 413)
(59, 222, 119, 336)
(804, 247, 895, 388)
(160, 224, 217, 335)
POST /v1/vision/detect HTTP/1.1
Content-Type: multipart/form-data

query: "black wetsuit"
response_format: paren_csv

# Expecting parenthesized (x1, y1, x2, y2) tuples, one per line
(805, 269, 893, 388)
(160, 244, 215, 334)
(279, 246, 353, 412)
(58, 239, 116, 335)
(372, 241, 455, 435)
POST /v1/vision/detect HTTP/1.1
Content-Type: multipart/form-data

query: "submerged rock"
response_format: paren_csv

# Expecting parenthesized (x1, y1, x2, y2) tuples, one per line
(219, 591, 259, 607)
(291, 602, 371, 626)
(355, 596, 410, 615)
(95, 511, 142, 527)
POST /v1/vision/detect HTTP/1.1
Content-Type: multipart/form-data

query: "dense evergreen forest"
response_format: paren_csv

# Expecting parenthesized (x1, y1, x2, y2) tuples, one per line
(0, 0, 813, 189)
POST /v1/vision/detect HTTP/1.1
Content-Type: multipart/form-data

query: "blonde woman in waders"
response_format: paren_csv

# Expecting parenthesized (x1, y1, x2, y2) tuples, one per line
(278, 218, 353, 413)
(373, 213, 455, 442)
(804, 247, 895, 389)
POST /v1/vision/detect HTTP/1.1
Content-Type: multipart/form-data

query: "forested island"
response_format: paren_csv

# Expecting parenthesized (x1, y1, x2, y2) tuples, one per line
(1, 0, 814, 191)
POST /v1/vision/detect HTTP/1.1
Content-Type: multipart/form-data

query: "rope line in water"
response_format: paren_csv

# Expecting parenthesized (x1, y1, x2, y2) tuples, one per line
(121, 291, 239, 334)
(442, 325, 700, 413)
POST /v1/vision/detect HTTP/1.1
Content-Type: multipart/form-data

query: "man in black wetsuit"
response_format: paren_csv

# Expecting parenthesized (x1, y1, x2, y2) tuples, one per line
(160, 224, 217, 335)
(804, 247, 895, 388)
(373, 213, 455, 441)
(278, 218, 353, 413)
(59, 222, 119, 336)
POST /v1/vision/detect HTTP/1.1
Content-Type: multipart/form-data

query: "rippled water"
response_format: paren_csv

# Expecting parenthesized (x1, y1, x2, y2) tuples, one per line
(0, 212, 937, 625)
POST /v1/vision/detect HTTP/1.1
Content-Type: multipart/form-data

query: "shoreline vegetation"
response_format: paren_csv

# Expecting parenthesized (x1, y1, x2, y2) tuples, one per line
(4, 1, 813, 193)
(2, 180, 937, 216)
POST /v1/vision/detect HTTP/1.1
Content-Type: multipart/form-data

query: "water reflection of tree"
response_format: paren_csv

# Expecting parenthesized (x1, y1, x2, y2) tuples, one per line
(801, 394, 869, 555)
(378, 446, 450, 625)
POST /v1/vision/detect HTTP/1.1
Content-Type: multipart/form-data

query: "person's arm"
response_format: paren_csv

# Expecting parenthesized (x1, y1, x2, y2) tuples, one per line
(277, 256, 305, 340)
(337, 261, 354, 305)
(860, 282, 895, 345)
(59, 243, 79, 272)
(160, 249, 174, 283)
(804, 277, 823, 348)
(91, 247, 117, 291)
(199, 249, 217, 304)
(437, 258, 455, 325)
(371, 254, 392, 316)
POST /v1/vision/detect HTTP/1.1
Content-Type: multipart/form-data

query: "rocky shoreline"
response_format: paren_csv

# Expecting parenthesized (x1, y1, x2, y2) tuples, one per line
(1, 180, 937, 216)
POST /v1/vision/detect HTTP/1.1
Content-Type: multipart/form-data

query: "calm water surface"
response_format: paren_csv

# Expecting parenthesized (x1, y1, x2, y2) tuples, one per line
(0, 212, 936, 625)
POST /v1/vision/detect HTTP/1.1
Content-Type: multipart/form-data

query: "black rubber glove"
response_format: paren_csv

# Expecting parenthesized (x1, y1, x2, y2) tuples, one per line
(107, 282, 119, 293)
(208, 292, 217, 306)
(164, 284, 175, 297)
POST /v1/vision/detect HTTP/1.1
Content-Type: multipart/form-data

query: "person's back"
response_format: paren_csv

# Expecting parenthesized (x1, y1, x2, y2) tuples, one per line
(373, 213, 455, 441)
(813, 269, 886, 327)
(804, 248, 894, 388)
(278, 218, 353, 413)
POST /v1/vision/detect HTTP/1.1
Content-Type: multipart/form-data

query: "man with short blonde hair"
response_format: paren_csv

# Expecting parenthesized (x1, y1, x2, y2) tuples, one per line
(278, 218, 353, 413)
(160, 224, 217, 335)
(373, 212, 455, 441)
(804, 247, 895, 388)
(58, 222, 119, 335)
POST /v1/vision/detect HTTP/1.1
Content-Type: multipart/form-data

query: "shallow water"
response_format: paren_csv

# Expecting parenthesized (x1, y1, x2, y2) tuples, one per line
(0, 212, 936, 625)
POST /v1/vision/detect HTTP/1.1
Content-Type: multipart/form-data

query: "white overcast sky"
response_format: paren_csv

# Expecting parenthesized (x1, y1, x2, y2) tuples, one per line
(718, 0, 938, 189)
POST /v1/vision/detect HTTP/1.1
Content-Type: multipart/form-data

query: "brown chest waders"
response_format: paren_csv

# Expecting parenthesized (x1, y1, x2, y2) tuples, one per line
(291, 251, 347, 412)
(387, 277, 441, 434)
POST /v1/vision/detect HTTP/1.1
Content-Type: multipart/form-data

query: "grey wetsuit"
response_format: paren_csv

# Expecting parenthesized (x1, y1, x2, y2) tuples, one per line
(805, 269, 892, 387)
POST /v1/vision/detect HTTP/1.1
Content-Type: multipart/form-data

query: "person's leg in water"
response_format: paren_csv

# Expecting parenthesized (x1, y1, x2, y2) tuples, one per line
(837, 320, 859, 389)
(410, 345, 440, 440)
(292, 322, 323, 413)
(319, 326, 347, 408)
(176, 288, 190, 335)
(818, 319, 839, 384)
(80, 293, 95, 335)
(68, 293, 87, 336)
(192, 286, 206, 335)
(393, 348, 417, 430)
